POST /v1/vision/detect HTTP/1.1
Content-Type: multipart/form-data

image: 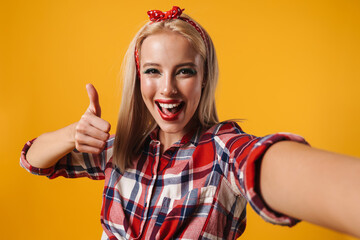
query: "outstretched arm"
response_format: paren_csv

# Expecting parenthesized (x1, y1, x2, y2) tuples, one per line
(260, 141, 360, 238)
(26, 84, 111, 169)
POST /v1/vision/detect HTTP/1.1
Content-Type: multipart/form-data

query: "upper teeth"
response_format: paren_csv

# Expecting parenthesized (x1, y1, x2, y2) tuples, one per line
(159, 102, 180, 109)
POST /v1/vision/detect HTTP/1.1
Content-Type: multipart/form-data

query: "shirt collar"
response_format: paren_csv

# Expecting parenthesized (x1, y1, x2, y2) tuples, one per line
(149, 125, 204, 148)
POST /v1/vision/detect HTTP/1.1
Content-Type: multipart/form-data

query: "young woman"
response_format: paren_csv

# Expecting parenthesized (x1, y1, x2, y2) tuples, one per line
(20, 6, 360, 240)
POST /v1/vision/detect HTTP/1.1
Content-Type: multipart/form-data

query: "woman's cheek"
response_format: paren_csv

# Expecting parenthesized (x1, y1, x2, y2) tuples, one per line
(184, 80, 202, 100)
(140, 78, 156, 99)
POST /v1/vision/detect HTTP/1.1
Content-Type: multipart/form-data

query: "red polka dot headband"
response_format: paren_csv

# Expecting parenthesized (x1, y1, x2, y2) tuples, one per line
(147, 6, 184, 22)
(135, 6, 209, 78)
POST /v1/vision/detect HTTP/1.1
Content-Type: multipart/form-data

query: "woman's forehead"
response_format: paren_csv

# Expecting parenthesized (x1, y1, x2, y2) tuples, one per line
(140, 32, 202, 66)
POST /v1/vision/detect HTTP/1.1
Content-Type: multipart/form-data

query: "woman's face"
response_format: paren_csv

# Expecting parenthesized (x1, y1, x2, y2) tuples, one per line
(140, 31, 204, 140)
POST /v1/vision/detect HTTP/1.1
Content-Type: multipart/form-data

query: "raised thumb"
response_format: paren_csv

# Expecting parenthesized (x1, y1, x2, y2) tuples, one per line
(86, 83, 101, 117)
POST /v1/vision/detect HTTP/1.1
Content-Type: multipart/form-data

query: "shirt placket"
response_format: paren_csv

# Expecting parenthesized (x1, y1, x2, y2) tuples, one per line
(137, 140, 161, 238)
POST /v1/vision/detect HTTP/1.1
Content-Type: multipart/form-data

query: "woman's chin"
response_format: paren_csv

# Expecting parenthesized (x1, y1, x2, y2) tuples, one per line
(158, 122, 186, 135)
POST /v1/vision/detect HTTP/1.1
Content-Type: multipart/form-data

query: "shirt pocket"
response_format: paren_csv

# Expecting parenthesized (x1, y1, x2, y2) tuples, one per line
(157, 185, 217, 224)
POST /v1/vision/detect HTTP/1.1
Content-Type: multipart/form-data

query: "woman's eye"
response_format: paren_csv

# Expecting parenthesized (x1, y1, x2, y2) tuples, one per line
(178, 68, 197, 76)
(143, 68, 160, 74)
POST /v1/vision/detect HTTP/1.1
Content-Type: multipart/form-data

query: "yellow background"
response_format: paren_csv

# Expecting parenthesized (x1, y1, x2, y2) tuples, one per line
(1, 0, 359, 239)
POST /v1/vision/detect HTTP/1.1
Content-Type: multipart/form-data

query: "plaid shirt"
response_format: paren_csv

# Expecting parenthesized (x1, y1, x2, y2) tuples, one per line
(21, 121, 307, 239)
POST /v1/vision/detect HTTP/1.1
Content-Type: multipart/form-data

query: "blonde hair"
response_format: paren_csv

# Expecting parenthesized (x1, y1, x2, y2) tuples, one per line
(113, 14, 219, 171)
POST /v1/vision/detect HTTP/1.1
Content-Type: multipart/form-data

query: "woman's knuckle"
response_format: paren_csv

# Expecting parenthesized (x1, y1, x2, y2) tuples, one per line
(94, 148, 101, 154)
(74, 133, 81, 142)
(80, 114, 87, 121)
(76, 123, 85, 132)
(100, 133, 107, 141)
(105, 122, 111, 132)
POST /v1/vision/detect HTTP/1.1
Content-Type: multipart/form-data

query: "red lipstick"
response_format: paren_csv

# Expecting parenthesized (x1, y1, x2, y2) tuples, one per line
(155, 99, 184, 121)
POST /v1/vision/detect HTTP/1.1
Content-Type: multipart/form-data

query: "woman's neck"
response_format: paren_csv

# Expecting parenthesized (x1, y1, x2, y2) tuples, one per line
(158, 119, 199, 154)
(158, 130, 183, 154)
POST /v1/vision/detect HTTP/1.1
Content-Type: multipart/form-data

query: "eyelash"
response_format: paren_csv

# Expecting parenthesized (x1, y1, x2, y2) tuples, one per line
(178, 68, 197, 76)
(143, 68, 197, 76)
(143, 68, 160, 74)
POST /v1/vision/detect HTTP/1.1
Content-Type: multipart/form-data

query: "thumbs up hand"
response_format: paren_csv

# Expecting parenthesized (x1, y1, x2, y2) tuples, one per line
(86, 83, 102, 117)
(74, 84, 111, 154)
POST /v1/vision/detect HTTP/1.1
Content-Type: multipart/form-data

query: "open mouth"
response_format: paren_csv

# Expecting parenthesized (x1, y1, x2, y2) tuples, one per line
(155, 100, 185, 121)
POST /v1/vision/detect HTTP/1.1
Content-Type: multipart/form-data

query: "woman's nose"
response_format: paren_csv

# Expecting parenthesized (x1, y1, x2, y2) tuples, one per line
(160, 74, 177, 96)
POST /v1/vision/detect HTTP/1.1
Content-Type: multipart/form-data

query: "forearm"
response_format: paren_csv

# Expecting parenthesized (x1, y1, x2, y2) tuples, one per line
(260, 141, 360, 237)
(26, 123, 77, 169)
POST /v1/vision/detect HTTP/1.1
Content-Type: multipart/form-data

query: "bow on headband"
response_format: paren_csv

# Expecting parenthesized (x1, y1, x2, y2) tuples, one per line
(147, 6, 184, 21)
(145, 6, 208, 47)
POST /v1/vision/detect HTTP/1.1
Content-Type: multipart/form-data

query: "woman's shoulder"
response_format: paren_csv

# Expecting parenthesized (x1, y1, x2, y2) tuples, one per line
(193, 121, 257, 155)
(194, 121, 255, 146)
(204, 120, 246, 136)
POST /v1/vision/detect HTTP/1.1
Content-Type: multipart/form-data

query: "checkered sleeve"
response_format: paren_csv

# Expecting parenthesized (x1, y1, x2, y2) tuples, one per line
(20, 137, 114, 180)
(224, 124, 309, 226)
(240, 132, 308, 226)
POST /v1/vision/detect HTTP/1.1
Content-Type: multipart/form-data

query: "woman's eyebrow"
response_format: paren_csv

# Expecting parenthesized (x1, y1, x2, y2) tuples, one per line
(176, 62, 197, 68)
(142, 63, 160, 68)
(142, 62, 197, 68)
